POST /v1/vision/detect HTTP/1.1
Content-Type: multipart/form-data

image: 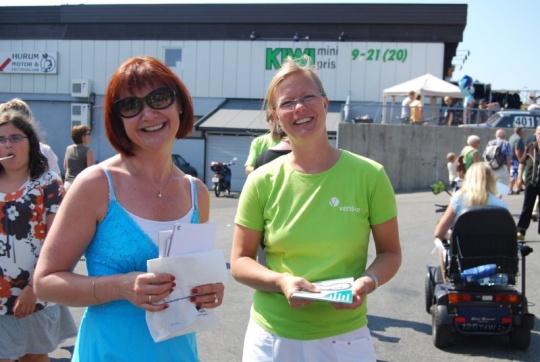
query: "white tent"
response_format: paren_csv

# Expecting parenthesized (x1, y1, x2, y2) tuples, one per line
(382, 73, 464, 124)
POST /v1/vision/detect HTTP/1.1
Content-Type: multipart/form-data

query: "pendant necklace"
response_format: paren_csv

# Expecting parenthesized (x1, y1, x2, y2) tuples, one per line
(125, 157, 174, 198)
(158, 162, 174, 198)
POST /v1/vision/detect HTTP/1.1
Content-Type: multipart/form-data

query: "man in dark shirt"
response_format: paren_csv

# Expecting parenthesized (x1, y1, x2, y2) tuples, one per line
(508, 126, 525, 194)
(442, 96, 456, 126)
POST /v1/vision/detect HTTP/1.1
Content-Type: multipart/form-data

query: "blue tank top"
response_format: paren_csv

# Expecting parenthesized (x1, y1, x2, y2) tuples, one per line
(73, 166, 200, 361)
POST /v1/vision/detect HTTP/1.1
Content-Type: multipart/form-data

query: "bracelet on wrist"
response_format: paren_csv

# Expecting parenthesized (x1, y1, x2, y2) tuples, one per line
(360, 272, 379, 293)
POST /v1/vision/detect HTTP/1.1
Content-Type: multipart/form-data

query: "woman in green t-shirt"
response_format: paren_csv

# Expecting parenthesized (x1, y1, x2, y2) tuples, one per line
(231, 55, 402, 362)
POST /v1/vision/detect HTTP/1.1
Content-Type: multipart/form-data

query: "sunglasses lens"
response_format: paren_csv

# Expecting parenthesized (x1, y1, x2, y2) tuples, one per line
(147, 88, 174, 109)
(114, 87, 175, 118)
(116, 98, 142, 118)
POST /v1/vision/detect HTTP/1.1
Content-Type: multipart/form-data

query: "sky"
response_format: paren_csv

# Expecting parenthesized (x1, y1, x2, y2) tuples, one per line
(6, 0, 540, 95)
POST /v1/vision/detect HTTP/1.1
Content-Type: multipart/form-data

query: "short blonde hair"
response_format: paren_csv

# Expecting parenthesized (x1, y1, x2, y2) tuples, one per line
(446, 152, 456, 162)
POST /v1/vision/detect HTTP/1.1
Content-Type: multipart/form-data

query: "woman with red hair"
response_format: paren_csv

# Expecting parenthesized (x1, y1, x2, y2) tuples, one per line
(34, 57, 224, 361)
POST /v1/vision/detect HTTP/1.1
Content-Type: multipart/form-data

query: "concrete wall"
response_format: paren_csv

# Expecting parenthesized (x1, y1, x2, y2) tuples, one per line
(337, 124, 533, 193)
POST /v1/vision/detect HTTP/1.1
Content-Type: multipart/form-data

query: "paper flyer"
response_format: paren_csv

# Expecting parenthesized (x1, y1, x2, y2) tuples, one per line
(158, 222, 217, 257)
(291, 277, 354, 304)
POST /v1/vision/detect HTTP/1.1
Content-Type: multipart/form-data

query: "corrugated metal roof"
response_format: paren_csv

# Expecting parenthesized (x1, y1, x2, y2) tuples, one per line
(58, 4, 466, 25)
(197, 98, 341, 134)
(0, 4, 466, 25)
(0, 4, 467, 42)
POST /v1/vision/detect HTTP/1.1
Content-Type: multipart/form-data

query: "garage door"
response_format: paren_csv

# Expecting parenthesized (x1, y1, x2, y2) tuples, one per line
(205, 133, 254, 192)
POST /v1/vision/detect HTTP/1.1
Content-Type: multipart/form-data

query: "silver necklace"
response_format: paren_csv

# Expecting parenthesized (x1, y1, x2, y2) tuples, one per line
(124, 157, 174, 198)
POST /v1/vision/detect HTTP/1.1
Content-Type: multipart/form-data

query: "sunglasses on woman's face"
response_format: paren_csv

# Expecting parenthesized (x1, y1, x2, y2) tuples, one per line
(113, 87, 177, 118)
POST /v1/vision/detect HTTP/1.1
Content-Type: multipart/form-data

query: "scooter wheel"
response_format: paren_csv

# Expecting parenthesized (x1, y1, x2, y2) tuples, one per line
(425, 267, 435, 314)
(432, 307, 453, 349)
(214, 184, 221, 197)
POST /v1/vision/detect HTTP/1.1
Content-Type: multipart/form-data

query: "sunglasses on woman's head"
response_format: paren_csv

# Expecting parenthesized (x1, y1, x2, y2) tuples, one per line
(113, 87, 177, 118)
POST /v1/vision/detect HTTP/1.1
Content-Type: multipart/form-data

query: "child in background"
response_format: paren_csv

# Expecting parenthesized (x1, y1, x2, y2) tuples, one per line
(447, 152, 459, 189)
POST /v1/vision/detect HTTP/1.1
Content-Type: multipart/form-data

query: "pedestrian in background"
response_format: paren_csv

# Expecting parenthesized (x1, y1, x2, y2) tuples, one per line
(458, 134, 481, 178)
(401, 90, 415, 124)
(0, 110, 77, 362)
(0, 98, 62, 176)
(409, 94, 423, 124)
(231, 55, 401, 362)
(253, 118, 291, 169)
(446, 152, 459, 189)
(34, 56, 224, 361)
(476, 99, 489, 124)
(483, 129, 512, 195)
(244, 117, 281, 175)
(253, 120, 291, 267)
(516, 126, 540, 241)
(442, 96, 456, 126)
(63, 125, 95, 191)
(508, 126, 525, 195)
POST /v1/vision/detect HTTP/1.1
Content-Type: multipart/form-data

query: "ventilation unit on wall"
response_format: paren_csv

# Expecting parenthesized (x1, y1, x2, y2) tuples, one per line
(71, 103, 91, 128)
(71, 79, 92, 98)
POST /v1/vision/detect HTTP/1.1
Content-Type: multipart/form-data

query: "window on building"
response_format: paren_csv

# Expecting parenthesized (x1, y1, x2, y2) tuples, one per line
(164, 48, 182, 68)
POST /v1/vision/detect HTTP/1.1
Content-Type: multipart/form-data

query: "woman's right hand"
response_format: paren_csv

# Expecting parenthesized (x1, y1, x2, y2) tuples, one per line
(121, 272, 176, 312)
(13, 286, 38, 318)
(278, 274, 319, 309)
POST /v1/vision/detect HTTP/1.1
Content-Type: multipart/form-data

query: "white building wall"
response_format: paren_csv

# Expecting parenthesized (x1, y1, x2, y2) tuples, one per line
(1, 40, 444, 102)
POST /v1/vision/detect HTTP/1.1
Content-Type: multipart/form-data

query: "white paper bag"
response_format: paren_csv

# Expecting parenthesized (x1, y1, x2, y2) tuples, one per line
(146, 250, 228, 342)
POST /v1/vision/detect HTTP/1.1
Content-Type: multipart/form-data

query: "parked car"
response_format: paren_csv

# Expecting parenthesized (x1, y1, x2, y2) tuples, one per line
(460, 110, 540, 129)
(172, 154, 198, 177)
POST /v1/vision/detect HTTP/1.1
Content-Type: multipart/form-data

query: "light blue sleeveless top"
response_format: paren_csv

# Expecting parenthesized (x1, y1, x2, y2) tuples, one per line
(73, 167, 200, 362)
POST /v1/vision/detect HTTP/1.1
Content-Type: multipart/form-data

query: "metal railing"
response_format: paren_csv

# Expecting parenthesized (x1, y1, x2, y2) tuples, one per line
(340, 102, 502, 126)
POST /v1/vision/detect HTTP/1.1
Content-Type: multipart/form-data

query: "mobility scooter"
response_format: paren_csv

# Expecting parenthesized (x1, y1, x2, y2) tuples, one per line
(425, 206, 534, 349)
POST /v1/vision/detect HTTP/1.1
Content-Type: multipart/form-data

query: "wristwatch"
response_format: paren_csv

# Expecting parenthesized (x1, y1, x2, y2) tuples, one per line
(360, 272, 379, 293)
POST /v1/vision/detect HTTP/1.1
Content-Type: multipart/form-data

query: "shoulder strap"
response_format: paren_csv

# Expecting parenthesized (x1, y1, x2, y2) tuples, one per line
(99, 165, 116, 201)
(188, 175, 199, 224)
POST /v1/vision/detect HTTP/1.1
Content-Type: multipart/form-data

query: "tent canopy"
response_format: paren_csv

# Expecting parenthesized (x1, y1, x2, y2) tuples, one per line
(383, 73, 463, 98)
(382, 73, 464, 123)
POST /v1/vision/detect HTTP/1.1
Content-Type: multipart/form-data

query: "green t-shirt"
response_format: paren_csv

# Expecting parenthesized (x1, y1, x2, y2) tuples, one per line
(460, 145, 478, 171)
(244, 133, 281, 167)
(235, 150, 397, 340)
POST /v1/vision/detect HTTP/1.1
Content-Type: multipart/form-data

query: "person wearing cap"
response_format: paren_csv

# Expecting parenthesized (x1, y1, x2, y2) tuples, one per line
(516, 126, 540, 240)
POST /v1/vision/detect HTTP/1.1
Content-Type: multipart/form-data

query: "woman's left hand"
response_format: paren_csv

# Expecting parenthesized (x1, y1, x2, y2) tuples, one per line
(189, 282, 224, 309)
(329, 278, 369, 310)
(13, 285, 38, 318)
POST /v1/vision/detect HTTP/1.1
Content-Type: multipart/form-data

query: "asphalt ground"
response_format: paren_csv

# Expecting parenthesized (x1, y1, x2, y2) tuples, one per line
(49, 189, 540, 362)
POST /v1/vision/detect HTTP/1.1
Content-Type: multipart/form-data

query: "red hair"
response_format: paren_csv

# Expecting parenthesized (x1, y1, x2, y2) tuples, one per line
(104, 56, 194, 156)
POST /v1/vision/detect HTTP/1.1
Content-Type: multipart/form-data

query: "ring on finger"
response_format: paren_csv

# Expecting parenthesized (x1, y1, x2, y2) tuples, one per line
(148, 295, 152, 304)
(213, 294, 218, 303)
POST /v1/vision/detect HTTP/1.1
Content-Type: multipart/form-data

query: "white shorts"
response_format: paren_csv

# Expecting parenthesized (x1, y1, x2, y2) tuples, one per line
(242, 319, 376, 362)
